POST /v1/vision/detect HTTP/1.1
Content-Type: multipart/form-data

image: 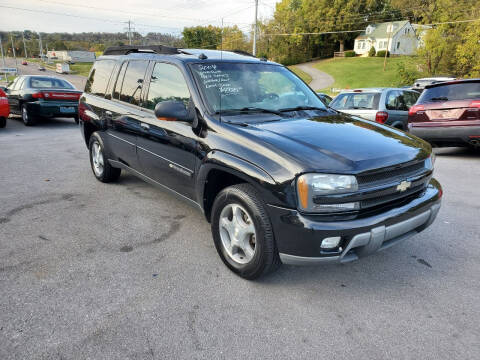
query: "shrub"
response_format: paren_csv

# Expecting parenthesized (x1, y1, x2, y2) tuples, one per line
(368, 46, 376, 57)
(344, 50, 356, 57)
(376, 50, 390, 57)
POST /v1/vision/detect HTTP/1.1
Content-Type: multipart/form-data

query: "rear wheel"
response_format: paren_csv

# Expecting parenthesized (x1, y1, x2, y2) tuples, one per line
(211, 183, 281, 279)
(0, 117, 6, 128)
(22, 104, 36, 126)
(73, 116, 79, 124)
(89, 132, 121, 183)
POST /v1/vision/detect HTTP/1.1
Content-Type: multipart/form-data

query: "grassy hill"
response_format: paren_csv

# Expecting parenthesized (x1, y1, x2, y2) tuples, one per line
(288, 66, 313, 84)
(314, 57, 408, 93)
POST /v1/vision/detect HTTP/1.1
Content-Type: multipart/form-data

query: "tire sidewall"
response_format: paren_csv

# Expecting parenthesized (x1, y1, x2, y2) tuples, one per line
(211, 186, 272, 278)
(22, 105, 32, 126)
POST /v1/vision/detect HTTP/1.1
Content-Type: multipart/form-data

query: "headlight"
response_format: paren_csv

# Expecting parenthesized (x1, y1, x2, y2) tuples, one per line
(297, 173, 359, 213)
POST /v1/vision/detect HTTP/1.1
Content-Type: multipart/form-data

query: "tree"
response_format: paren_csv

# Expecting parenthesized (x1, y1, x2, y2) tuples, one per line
(182, 25, 222, 49)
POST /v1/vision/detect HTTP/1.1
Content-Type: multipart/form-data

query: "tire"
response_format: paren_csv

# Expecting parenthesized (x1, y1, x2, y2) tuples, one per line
(22, 104, 36, 126)
(88, 132, 121, 183)
(211, 183, 281, 279)
(74, 116, 79, 124)
(0, 117, 6, 128)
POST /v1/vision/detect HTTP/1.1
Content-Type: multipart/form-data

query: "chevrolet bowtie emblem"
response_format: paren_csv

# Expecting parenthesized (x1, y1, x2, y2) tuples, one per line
(397, 180, 412, 192)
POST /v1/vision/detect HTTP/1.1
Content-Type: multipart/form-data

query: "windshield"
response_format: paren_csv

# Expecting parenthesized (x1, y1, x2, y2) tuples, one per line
(29, 77, 74, 89)
(190, 63, 326, 115)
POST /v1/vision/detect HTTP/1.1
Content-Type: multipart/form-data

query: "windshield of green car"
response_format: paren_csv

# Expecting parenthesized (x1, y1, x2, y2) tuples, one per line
(190, 62, 326, 116)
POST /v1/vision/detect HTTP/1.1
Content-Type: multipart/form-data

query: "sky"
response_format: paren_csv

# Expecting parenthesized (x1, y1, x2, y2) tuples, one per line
(0, 0, 280, 35)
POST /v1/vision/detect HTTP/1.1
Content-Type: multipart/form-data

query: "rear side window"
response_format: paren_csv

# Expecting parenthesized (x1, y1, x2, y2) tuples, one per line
(119, 60, 149, 106)
(144, 62, 190, 110)
(113, 62, 128, 100)
(330, 92, 380, 110)
(385, 90, 418, 111)
(419, 82, 480, 103)
(85, 60, 115, 97)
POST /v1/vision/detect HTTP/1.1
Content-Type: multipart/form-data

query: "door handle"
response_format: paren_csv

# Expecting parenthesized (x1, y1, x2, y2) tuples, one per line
(140, 122, 150, 130)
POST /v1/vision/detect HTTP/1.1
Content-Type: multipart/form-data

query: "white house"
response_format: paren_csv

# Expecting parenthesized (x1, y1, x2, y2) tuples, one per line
(354, 20, 419, 56)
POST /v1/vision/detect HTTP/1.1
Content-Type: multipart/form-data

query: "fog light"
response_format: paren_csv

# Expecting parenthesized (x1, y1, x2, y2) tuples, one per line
(321, 236, 341, 249)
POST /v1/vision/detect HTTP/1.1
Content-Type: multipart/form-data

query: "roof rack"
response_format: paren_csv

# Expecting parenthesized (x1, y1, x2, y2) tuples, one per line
(103, 45, 190, 56)
(229, 49, 256, 58)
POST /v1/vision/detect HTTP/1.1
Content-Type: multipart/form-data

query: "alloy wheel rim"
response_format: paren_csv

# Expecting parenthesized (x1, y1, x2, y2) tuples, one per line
(91, 141, 104, 176)
(22, 107, 28, 122)
(219, 203, 257, 264)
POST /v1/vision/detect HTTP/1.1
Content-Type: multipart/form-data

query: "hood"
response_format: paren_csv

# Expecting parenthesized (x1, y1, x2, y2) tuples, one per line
(238, 113, 430, 174)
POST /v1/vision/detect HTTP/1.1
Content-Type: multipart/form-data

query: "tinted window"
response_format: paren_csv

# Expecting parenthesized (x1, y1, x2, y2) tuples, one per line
(119, 61, 149, 106)
(29, 77, 74, 89)
(113, 62, 127, 100)
(144, 63, 190, 110)
(418, 82, 480, 102)
(330, 92, 380, 110)
(385, 90, 409, 111)
(85, 60, 115, 96)
(403, 91, 419, 108)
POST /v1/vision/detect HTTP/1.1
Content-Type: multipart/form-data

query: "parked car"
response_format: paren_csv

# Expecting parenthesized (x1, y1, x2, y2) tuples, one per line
(329, 88, 420, 130)
(79, 45, 441, 279)
(38, 66, 46, 71)
(21, 60, 28, 66)
(0, 88, 9, 128)
(5, 75, 81, 125)
(408, 79, 480, 148)
(316, 92, 333, 105)
(411, 77, 456, 93)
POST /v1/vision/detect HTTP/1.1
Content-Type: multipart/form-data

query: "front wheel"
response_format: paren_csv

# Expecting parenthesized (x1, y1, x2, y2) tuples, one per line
(0, 117, 6, 128)
(89, 132, 121, 183)
(211, 183, 281, 279)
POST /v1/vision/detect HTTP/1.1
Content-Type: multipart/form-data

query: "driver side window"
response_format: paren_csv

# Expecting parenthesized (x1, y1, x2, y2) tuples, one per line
(143, 63, 190, 111)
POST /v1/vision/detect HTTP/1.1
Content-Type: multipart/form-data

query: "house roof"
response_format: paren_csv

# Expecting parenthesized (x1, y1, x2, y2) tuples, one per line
(355, 20, 410, 40)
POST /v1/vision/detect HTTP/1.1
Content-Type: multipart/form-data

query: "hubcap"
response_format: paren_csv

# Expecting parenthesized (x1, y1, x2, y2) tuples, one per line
(22, 107, 28, 122)
(91, 141, 104, 176)
(219, 203, 256, 264)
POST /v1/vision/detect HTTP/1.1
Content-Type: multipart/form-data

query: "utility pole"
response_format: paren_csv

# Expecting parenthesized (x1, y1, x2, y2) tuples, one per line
(383, 23, 392, 72)
(0, 36, 7, 82)
(10, 33, 17, 67)
(38, 32, 43, 62)
(252, 0, 258, 56)
(22, 31, 28, 58)
(126, 20, 133, 45)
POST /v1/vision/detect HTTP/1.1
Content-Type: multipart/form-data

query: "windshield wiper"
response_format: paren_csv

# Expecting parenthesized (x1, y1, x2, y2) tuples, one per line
(429, 97, 449, 101)
(279, 106, 327, 112)
(215, 107, 282, 115)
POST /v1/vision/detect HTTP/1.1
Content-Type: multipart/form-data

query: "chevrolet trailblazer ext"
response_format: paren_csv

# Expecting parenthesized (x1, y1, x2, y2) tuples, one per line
(79, 46, 442, 279)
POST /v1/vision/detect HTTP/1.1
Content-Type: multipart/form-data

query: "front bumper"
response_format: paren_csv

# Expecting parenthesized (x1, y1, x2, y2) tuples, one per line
(26, 101, 78, 118)
(267, 178, 442, 265)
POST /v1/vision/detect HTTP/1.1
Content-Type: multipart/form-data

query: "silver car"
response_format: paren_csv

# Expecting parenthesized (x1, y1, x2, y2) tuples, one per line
(329, 88, 420, 130)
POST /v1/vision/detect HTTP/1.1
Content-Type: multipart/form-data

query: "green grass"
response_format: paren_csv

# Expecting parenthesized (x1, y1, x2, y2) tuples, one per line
(288, 66, 312, 84)
(313, 57, 407, 94)
(69, 63, 93, 77)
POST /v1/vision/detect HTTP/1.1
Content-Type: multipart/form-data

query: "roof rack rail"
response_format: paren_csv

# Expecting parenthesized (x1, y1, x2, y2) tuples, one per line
(229, 49, 256, 58)
(103, 45, 190, 56)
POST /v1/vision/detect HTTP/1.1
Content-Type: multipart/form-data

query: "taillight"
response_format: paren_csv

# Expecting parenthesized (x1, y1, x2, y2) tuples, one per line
(469, 100, 480, 108)
(375, 111, 388, 123)
(32, 92, 44, 99)
(408, 104, 425, 116)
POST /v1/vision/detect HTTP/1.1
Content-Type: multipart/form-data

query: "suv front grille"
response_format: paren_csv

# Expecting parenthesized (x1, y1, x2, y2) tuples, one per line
(357, 161, 426, 188)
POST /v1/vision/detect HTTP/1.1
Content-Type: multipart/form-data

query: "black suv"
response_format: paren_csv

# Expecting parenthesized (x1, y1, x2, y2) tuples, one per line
(79, 45, 442, 279)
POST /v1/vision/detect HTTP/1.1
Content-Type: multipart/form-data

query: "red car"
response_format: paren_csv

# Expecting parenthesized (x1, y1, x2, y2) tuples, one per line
(408, 79, 480, 148)
(0, 88, 9, 128)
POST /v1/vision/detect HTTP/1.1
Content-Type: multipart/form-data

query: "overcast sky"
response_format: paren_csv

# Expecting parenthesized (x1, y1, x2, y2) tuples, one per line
(0, 0, 280, 35)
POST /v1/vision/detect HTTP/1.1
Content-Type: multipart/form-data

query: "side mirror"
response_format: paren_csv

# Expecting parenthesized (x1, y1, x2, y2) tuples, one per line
(154, 100, 193, 122)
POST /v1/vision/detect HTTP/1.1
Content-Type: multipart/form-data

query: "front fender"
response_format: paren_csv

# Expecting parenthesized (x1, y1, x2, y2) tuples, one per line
(196, 150, 290, 212)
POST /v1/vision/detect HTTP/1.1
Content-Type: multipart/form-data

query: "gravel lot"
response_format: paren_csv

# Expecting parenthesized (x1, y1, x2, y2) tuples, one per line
(1, 117, 479, 360)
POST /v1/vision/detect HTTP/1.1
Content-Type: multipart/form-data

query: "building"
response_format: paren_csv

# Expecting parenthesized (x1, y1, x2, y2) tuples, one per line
(354, 20, 419, 56)
(46, 50, 96, 63)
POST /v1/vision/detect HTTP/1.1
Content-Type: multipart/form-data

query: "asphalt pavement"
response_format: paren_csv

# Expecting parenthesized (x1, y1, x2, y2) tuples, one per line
(0, 117, 479, 359)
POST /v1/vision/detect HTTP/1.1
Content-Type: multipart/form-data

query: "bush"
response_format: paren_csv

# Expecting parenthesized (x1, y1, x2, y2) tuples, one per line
(376, 50, 390, 57)
(344, 50, 356, 57)
(368, 46, 376, 57)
